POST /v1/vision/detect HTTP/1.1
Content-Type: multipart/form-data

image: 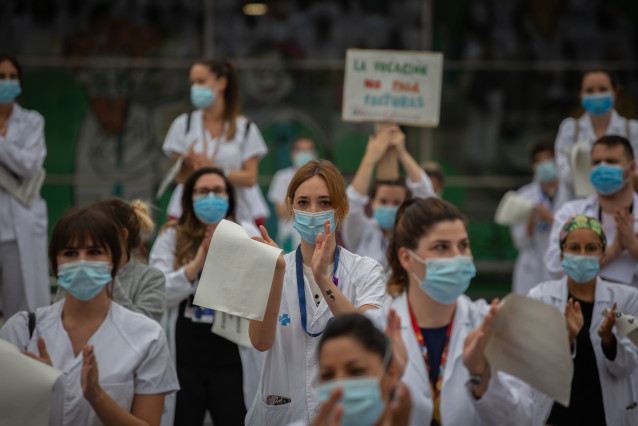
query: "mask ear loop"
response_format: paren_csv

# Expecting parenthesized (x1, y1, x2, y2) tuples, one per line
(407, 249, 427, 284)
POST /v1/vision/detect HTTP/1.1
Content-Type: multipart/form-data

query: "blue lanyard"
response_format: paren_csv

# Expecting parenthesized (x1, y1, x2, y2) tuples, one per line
(295, 245, 340, 337)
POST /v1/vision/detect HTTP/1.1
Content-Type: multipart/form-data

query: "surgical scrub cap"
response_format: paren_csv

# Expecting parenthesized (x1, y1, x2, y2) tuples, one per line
(559, 214, 607, 250)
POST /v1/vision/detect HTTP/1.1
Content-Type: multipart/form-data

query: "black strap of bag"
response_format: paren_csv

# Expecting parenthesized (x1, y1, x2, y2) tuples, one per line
(28, 311, 36, 338)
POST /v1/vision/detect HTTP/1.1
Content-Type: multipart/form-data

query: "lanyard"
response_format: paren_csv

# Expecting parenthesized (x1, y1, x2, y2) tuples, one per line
(295, 245, 340, 337)
(598, 203, 633, 221)
(408, 299, 454, 426)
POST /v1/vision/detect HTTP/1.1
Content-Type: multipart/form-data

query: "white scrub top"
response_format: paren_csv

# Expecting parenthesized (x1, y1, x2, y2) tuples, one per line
(267, 166, 301, 250)
(342, 170, 436, 268)
(367, 292, 534, 426)
(544, 193, 638, 288)
(0, 300, 179, 426)
(555, 109, 638, 199)
(245, 248, 386, 426)
(162, 111, 268, 223)
(528, 277, 638, 426)
(510, 182, 568, 295)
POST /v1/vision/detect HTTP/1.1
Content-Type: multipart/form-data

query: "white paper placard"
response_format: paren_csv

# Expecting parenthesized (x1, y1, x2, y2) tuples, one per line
(342, 49, 443, 127)
(485, 294, 574, 407)
(193, 219, 282, 321)
(602, 308, 638, 347)
(570, 140, 596, 198)
(212, 312, 252, 347)
(155, 155, 183, 200)
(0, 339, 63, 426)
(494, 190, 537, 226)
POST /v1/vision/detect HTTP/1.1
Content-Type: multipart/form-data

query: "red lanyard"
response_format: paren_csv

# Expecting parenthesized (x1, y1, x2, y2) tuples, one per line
(408, 300, 454, 426)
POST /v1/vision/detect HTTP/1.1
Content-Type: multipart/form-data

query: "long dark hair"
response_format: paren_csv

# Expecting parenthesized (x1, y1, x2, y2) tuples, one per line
(0, 54, 22, 85)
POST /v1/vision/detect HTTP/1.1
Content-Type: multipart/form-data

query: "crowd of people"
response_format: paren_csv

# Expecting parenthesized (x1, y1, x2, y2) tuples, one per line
(0, 52, 637, 426)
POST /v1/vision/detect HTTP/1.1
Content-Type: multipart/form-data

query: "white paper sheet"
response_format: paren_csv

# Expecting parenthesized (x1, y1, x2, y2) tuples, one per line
(570, 140, 596, 197)
(0, 339, 63, 426)
(193, 219, 282, 321)
(484, 294, 574, 407)
(602, 308, 638, 347)
(155, 155, 183, 200)
(494, 190, 537, 226)
(0, 165, 45, 208)
(211, 312, 252, 347)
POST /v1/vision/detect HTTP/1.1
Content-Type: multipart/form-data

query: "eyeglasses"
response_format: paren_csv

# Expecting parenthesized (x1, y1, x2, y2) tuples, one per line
(562, 242, 603, 255)
(193, 186, 227, 196)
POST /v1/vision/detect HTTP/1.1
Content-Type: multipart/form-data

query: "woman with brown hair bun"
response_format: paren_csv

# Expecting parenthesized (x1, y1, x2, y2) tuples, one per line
(162, 57, 270, 225)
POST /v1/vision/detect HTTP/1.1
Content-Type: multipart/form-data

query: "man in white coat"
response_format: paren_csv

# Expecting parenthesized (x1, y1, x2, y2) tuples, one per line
(511, 141, 568, 294)
(545, 135, 638, 288)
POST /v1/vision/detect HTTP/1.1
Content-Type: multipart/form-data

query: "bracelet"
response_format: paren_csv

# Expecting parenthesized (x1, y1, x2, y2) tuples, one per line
(224, 168, 230, 178)
(468, 368, 488, 386)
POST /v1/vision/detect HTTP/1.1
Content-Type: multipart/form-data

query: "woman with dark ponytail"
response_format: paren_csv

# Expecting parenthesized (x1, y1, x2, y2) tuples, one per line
(162, 58, 270, 225)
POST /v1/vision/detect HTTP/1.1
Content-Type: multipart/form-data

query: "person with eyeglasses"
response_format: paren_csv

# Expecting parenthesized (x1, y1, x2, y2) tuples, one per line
(246, 159, 386, 426)
(529, 214, 638, 426)
(545, 135, 638, 289)
(149, 167, 264, 426)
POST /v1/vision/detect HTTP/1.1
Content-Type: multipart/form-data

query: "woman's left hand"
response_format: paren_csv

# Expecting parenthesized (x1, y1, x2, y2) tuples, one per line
(385, 309, 407, 377)
(81, 345, 103, 404)
(312, 388, 343, 426)
(462, 298, 498, 396)
(598, 302, 617, 346)
(311, 220, 333, 282)
(21, 336, 52, 366)
(187, 152, 216, 170)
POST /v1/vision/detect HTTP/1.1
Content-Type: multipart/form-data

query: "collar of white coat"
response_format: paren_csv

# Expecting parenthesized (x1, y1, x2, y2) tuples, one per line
(579, 192, 638, 218)
(545, 275, 613, 305)
(580, 108, 626, 136)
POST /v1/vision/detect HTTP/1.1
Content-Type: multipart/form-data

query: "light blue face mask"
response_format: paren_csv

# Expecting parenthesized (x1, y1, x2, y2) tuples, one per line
(193, 194, 229, 224)
(372, 205, 398, 230)
(581, 92, 614, 116)
(590, 162, 625, 195)
(293, 209, 335, 244)
(409, 252, 476, 305)
(57, 260, 112, 301)
(292, 151, 316, 168)
(561, 253, 600, 284)
(190, 85, 216, 109)
(535, 159, 558, 183)
(0, 80, 21, 104)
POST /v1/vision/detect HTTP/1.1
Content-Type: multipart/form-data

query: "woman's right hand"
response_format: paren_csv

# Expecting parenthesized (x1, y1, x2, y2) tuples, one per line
(21, 336, 52, 366)
(185, 225, 215, 281)
(565, 298, 584, 347)
(252, 225, 285, 269)
(364, 129, 393, 165)
(81, 345, 103, 404)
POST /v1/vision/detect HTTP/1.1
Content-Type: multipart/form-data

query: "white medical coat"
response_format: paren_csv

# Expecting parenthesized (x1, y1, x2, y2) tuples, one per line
(148, 224, 265, 412)
(555, 110, 638, 199)
(0, 300, 179, 426)
(368, 292, 534, 426)
(510, 182, 568, 295)
(0, 103, 49, 311)
(244, 248, 386, 426)
(162, 112, 269, 223)
(342, 171, 436, 269)
(528, 277, 638, 426)
(544, 193, 638, 288)
(267, 166, 301, 250)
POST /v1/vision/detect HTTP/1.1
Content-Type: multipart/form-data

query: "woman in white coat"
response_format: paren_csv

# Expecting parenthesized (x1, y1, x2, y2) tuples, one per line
(555, 69, 638, 199)
(0, 54, 49, 318)
(149, 167, 262, 425)
(0, 207, 179, 425)
(246, 159, 387, 426)
(378, 197, 533, 426)
(342, 124, 435, 269)
(528, 214, 638, 426)
(162, 57, 269, 225)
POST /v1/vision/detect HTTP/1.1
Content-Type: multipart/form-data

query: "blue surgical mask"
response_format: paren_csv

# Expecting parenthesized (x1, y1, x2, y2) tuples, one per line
(292, 151, 316, 168)
(57, 260, 112, 301)
(535, 159, 557, 183)
(372, 205, 398, 230)
(190, 85, 216, 109)
(193, 194, 229, 224)
(317, 377, 385, 426)
(293, 209, 335, 244)
(409, 252, 476, 304)
(590, 162, 626, 195)
(0, 80, 21, 104)
(561, 253, 600, 284)
(581, 92, 614, 116)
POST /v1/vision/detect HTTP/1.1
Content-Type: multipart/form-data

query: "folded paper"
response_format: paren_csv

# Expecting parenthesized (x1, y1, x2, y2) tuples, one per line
(212, 311, 252, 347)
(570, 141, 596, 197)
(602, 308, 638, 347)
(485, 294, 573, 407)
(0, 339, 63, 426)
(193, 219, 282, 321)
(494, 191, 536, 226)
(0, 165, 45, 208)
(155, 155, 184, 200)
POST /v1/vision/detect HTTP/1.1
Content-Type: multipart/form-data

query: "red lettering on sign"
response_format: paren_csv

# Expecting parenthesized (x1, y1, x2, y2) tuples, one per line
(364, 79, 381, 89)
